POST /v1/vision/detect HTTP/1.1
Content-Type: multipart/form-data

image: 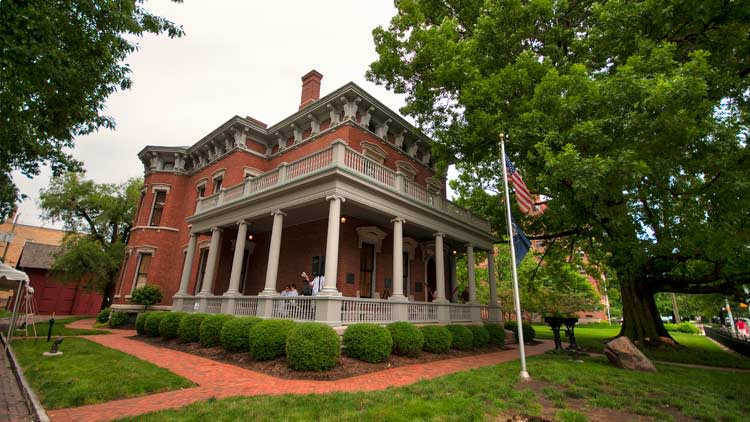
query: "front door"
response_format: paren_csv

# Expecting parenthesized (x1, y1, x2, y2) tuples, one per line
(359, 243, 375, 298)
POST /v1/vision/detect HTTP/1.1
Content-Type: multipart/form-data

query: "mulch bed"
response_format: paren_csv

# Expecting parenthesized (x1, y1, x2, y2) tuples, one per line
(133, 335, 513, 381)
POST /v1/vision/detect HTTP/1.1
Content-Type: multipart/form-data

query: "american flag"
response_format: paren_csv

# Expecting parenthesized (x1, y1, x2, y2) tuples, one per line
(505, 157, 534, 214)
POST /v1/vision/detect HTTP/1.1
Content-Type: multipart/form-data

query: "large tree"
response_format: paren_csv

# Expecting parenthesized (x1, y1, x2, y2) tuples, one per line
(0, 0, 183, 219)
(369, 0, 750, 346)
(40, 173, 142, 308)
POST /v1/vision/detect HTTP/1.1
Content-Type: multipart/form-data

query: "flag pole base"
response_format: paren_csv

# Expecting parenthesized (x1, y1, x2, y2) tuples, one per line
(519, 370, 531, 380)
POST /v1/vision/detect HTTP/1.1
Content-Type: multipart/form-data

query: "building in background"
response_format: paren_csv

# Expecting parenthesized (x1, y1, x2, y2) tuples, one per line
(113, 70, 500, 326)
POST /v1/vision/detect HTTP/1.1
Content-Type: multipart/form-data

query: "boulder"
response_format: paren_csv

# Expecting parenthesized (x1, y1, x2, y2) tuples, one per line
(604, 336, 657, 372)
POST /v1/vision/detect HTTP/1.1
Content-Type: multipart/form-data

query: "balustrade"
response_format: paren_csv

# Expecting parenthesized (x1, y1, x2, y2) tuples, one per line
(341, 298, 394, 324)
(270, 297, 317, 321)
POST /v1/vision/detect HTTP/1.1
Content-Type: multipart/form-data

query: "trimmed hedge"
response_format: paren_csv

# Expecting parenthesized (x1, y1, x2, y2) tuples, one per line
(420, 325, 452, 354)
(387, 321, 424, 357)
(484, 323, 506, 347)
(135, 311, 152, 335)
(144, 312, 167, 337)
(343, 323, 393, 363)
(286, 323, 340, 371)
(199, 314, 234, 347)
(467, 325, 490, 348)
(159, 312, 188, 339)
(447, 325, 474, 350)
(665, 322, 700, 334)
(108, 311, 128, 328)
(504, 321, 536, 343)
(221, 317, 262, 352)
(178, 313, 208, 343)
(249, 319, 296, 360)
(96, 307, 111, 323)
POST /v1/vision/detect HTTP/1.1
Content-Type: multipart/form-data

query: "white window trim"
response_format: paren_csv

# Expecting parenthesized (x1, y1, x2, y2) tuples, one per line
(243, 166, 262, 178)
(147, 189, 169, 226)
(360, 141, 387, 164)
(150, 183, 171, 193)
(131, 252, 153, 293)
(395, 160, 418, 180)
(211, 168, 227, 179)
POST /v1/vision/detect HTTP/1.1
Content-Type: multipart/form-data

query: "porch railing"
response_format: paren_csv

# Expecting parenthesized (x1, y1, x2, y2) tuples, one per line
(449, 304, 473, 322)
(234, 297, 259, 316)
(407, 302, 439, 323)
(192, 142, 490, 231)
(341, 298, 393, 324)
(270, 297, 317, 321)
(205, 298, 222, 314)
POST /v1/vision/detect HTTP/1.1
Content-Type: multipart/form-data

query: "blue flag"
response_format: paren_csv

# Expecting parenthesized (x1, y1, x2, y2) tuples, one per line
(511, 215, 531, 267)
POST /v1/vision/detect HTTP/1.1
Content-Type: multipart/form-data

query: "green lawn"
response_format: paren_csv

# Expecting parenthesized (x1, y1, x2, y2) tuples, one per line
(12, 338, 194, 409)
(122, 354, 750, 421)
(0, 309, 11, 318)
(14, 316, 109, 337)
(533, 323, 750, 369)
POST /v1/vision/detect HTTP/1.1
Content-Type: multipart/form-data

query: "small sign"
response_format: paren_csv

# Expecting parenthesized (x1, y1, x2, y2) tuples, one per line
(193, 302, 200, 311)
(346, 273, 355, 284)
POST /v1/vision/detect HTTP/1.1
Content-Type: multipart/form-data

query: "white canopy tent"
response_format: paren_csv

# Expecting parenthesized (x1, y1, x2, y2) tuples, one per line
(1, 262, 30, 355)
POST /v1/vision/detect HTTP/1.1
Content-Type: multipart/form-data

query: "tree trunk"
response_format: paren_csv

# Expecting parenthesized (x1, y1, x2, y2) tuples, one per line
(101, 275, 116, 310)
(618, 277, 675, 347)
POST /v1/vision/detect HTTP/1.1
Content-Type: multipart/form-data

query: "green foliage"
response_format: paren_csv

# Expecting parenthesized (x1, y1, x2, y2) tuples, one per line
(387, 321, 424, 357)
(178, 313, 207, 344)
(420, 326, 452, 354)
(144, 312, 167, 337)
(466, 325, 490, 348)
(220, 317, 262, 352)
(342, 324, 393, 363)
(108, 311, 128, 328)
(285, 323, 340, 372)
(664, 322, 700, 335)
(199, 314, 234, 348)
(96, 307, 111, 323)
(368, 0, 750, 344)
(0, 1, 183, 219)
(135, 311, 152, 335)
(40, 173, 142, 299)
(505, 321, 536, 343)
(446, 325, 474, 351)
(248, 319, 296, 360)
(130, 285, 163, 309)
(484, 323, 506, 347)
(159, 312, 187, 339)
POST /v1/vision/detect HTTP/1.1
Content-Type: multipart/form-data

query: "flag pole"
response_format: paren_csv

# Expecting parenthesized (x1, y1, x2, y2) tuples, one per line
(499, 133, 530, 380)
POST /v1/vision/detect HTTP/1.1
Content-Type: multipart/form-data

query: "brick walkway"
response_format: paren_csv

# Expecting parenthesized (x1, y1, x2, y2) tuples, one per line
(49, 319, 553, 422)
(1, 353, 33, 422)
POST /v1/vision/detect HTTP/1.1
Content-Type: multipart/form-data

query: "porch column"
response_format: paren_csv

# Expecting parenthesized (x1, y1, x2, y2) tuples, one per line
(488, 247, 497, 305)
(433, 232, 447, 303)
(449, 252, 457, 302)
(176, 231, 197, 296)
(260, 210, 285, 296)
(320, 195, 344, 296)
(198, 227, 222, 296)
(466, 243, 476, 303)
(390, 218, 407, 301)
(224, 220, 248, 296)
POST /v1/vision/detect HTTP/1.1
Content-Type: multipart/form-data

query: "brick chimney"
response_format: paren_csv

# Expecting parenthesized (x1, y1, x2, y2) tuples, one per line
(299, 70, 323, 109)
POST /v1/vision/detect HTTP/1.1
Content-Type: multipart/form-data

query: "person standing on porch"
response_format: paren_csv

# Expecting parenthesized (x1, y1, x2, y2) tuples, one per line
(312, 273, 325, 295)
(301, 272, 313, 296)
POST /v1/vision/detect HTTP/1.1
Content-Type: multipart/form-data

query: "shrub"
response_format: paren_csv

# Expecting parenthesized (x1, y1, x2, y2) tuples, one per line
(159, 312, 188, 339)
(420, 325, 452, 354)
(447, 325, 474, 350)
(130, 285, 163, 310)
(199, 314, 234, 347)
(504, 321, 536, 343)
(467, 325, 490, 348)
(96, 307, 111, 323)
(484, 323, 506, 347)
(343, 323, 393, 363)
(286, 323, 340, 371)
(249, 319, 296, 360)
(665, 322, 700, 334)
(387, 321, 424, 357)
(178, 313, 208, 343)
(221, 317, 262, 352)
(135, 311, 152, 335)
(144, 312, 167, 337)
(108, 311, 128, 328)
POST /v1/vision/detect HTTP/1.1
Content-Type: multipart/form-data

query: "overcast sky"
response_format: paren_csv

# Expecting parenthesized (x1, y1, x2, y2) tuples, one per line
(13, 1, 446, 228)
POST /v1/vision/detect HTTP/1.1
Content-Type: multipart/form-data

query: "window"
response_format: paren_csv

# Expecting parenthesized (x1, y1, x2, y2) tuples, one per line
(136, 190, 146, 223)
(197, 185, 206, 198)
(403, 251, 409, 296)
(194, 248, 210, 294)
(359, 245, 374, 298)
(212, 176, 223, 193)
(133, 253, 152, 291)
(149, 190, 167, 226)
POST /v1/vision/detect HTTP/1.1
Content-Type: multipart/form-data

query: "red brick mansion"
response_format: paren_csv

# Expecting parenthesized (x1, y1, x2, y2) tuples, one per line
(112, 71, 499, 325)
